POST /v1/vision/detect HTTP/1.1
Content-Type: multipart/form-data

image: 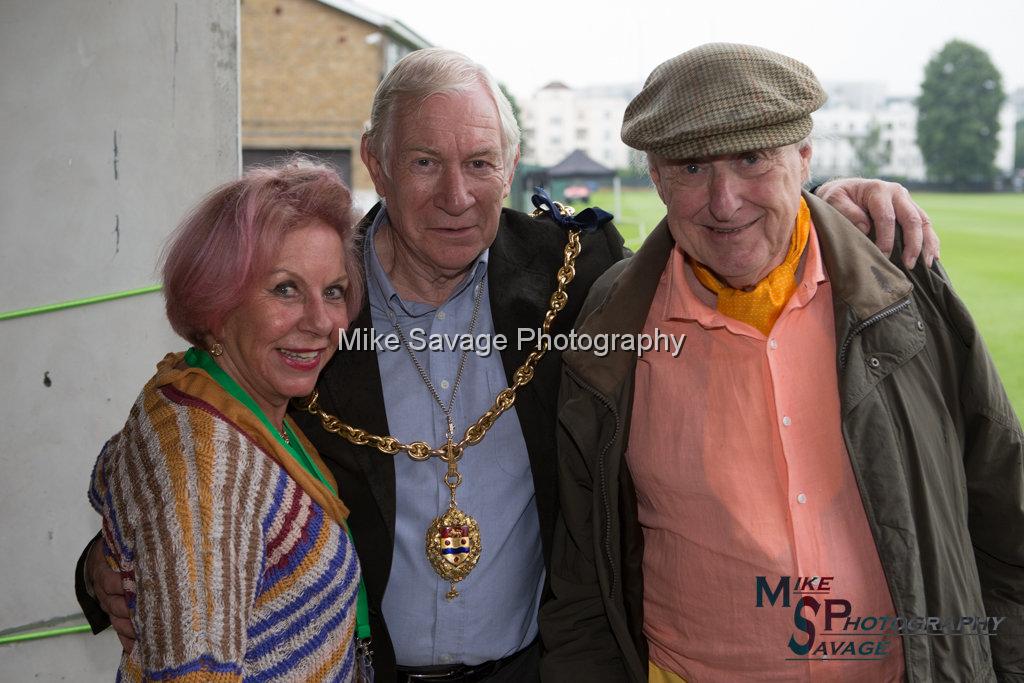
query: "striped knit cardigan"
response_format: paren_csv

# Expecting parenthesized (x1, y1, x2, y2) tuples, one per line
(89, 353, 360, 682)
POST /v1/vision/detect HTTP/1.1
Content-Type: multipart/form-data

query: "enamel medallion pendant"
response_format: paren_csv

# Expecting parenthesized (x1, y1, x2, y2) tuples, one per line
(425, 505, 482, 600)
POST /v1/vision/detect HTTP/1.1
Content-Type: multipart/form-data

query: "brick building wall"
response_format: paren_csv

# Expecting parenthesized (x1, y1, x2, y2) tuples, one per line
(241, 0, 388, 204)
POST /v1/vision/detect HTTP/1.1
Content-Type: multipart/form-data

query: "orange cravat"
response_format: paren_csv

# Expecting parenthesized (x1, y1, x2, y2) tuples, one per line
(691, 198, 811, 336)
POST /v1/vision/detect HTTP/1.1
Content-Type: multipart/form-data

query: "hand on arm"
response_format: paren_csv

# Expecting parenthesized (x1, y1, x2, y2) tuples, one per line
(81, 434, 137, 652)
(85, 537, 136, 653)
(814, 178, 939, 268)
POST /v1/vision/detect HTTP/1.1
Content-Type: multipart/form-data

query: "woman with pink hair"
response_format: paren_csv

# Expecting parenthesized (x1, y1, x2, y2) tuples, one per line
(87, 159, 369, 681)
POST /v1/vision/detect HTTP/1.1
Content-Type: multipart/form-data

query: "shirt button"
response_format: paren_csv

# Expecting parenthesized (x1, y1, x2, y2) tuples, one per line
(782, 415, 792, 427)
(797, 493, 808, 504)
(869, 357, 880, 368)
(769, 338, 778, 350)
(440, 379, 450, 390)
(436, 310, 446, 320)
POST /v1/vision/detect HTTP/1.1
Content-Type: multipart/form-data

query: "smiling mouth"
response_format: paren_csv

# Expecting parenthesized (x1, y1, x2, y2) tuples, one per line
(277, 348, 325, 368)
(705, 218, 757, 235)
(279, 349, 319, 360)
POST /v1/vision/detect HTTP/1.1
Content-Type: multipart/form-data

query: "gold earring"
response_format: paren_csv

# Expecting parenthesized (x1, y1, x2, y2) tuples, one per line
(210, 342, 224, 357)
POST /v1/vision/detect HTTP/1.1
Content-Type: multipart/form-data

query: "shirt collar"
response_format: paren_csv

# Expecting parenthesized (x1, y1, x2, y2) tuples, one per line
(364, 207, 490, 318)
(662, 219, 829, 335)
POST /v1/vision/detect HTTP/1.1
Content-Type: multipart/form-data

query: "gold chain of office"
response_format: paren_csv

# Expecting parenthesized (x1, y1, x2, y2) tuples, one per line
(299, 203, 583, 463)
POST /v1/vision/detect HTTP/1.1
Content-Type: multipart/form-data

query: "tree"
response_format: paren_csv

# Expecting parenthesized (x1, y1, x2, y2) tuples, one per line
(916, 40, 1005, 187)
(849, 122, 890, 179)
(499, 82, 526, 159)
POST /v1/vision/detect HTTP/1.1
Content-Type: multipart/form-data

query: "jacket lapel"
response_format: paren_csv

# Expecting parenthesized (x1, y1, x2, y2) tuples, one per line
(488, 216, 552, 395)
(487, 211, 579, 562)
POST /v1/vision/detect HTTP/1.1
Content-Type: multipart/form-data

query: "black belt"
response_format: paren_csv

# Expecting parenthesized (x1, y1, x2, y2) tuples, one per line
(395, 640, 536, 682)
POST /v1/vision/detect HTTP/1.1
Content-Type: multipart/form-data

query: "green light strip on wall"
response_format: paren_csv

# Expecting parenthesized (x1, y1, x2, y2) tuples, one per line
(0, 284, 162, 321)
(0, 624, 92, 646)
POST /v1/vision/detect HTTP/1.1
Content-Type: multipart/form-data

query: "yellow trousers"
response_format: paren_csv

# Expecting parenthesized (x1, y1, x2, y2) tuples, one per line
(649, 660, 686, 682)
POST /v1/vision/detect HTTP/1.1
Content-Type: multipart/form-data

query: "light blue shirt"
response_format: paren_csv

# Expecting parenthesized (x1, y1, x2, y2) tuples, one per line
(367, 209, 544, 666)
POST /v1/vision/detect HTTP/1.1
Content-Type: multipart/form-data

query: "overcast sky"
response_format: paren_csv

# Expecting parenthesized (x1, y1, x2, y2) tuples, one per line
(369, 0, 1024, 101)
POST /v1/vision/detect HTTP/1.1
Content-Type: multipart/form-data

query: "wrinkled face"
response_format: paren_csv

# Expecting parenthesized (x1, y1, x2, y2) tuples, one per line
(361, 82, 518, 281)
(215, 220, 350, 419)
(650, 144, 811, 289)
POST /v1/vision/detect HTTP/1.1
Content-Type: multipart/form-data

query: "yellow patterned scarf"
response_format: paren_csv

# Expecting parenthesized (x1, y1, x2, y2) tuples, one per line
(690, 197, 811, 336)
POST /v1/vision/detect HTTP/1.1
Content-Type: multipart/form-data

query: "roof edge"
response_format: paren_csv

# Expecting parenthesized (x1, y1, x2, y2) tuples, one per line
(314, 0, 431, 49)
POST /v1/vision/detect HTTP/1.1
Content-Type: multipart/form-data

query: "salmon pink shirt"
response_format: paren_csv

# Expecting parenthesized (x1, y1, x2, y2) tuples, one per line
(627, 224, 905, 682)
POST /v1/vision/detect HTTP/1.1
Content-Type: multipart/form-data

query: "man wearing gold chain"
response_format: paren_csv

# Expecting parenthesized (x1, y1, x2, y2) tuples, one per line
(77, 47, 940, 682)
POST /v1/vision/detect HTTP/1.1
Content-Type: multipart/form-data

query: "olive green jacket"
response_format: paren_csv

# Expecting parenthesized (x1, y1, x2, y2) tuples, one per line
(539, 191, 1024, 682)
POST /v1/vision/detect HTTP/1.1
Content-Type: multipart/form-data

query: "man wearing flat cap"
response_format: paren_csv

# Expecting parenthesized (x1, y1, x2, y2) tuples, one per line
(540, 43, 1024, 682)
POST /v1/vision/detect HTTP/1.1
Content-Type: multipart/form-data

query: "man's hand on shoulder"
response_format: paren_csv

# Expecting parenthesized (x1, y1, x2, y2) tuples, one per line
(815, 178, 939, 269)
(86, 538, 136, 653)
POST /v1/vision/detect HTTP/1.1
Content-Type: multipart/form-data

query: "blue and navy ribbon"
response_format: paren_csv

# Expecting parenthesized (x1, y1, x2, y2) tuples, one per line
(531, 187, 613, 234)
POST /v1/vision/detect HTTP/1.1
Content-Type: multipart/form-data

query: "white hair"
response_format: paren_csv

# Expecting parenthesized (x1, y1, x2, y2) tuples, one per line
(364, 48, 520, 171)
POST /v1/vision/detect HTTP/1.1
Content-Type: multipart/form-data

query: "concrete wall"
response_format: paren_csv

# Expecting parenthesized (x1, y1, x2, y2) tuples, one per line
(0, 1, 239, 679)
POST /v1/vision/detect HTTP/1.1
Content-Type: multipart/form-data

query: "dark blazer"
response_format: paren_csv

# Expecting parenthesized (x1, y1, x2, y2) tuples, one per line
(290, 206, 627, 679)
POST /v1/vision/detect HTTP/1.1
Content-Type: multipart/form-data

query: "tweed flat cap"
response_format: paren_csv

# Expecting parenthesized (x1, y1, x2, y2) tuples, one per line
(622, 43, 827, 159)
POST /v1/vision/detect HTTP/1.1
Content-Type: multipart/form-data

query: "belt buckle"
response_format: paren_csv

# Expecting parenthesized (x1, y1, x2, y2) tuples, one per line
(402, 665, 469, 681)
(399, 651, 506, 682)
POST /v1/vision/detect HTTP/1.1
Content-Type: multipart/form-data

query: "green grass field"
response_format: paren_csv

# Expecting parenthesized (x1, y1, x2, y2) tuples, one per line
(589, 188, 1024, 415)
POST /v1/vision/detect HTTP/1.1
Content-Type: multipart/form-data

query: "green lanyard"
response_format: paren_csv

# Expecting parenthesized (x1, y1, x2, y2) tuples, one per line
(184, 347, 371, 640)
